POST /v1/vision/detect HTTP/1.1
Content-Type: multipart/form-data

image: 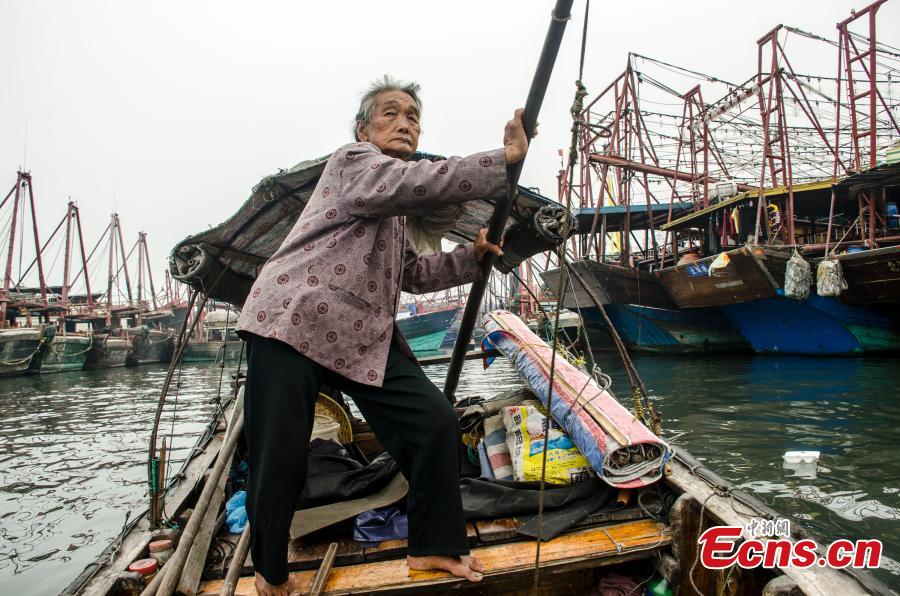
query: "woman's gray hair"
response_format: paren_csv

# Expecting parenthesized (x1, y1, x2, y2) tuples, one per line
(353, 75, 422, 141)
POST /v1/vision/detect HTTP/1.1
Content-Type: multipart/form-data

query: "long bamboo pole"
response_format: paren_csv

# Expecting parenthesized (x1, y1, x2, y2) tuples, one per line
(444, 0, 574, 402)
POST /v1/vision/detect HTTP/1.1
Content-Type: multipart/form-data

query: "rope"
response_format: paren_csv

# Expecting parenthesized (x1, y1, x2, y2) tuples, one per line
(0, 336, 45, 366)
(213, 310, 232, 407)
(49, 334, 94, 357)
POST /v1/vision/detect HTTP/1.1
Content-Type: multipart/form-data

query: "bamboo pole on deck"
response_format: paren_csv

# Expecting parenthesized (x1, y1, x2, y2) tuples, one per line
(443, 0, 574, 402)
(220, 525, 251, 596)
(142, 392, 245, 596)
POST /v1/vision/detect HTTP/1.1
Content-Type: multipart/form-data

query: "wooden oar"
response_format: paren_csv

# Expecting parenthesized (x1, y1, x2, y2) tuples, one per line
(443, 0, 575, 402)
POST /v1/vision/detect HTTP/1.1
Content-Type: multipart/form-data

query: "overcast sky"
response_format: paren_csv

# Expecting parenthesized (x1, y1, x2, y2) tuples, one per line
(2, 0, 897, 294)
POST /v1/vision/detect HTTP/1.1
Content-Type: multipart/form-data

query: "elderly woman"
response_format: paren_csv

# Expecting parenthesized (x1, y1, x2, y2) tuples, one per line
(236, 76, 529, 595)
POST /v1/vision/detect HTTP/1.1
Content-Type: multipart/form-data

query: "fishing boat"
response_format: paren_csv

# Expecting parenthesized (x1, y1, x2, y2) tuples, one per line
(28, 327, 93, 373)
(61, 309, 893, 596)
(83, 332, 131, 370)
(541, 260, 749, 353)
(396, 305, 460, 356)
(66, 145, 891, 596)
(180, 309, 243, 363)
(126, 326, 175, 366)
(0, 327, 43, 377)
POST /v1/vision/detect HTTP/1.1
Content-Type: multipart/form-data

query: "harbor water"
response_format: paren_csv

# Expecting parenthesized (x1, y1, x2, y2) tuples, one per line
(1, 354, 899, 594)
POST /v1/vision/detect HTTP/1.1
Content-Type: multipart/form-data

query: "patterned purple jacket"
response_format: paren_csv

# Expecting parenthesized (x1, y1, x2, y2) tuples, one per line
(235, 142, 507, 386)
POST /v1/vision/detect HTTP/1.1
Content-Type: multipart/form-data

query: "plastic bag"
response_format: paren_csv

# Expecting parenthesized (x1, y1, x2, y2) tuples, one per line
(501, 404, 591, 485)
(784, 250, 811, 300)
(817, 258, 848, 297)
(708, 252, 731, 277)
(225, 490, 247, 533)
(483, 414, 513, 480)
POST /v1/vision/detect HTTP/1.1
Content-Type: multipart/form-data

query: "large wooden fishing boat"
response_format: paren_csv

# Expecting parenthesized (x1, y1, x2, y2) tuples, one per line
(126, 327, 175, 366)
(83, 333, 131, 370)
(834, 245, 900, 306)
(542, 259, 675, 311)
(541, 261, 749, 353)
(29, 329, 93, 373)
(0, 327, 43, 377)
(654, 246, 791, 309)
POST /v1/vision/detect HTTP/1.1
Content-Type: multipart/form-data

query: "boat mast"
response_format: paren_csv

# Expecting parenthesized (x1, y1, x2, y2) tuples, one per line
(1, 173, 23, 326)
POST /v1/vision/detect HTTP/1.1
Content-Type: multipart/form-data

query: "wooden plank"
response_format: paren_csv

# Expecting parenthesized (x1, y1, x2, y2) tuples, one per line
(178, 473, 227, 594)
(474, 518, 521, 543)
(418, 349, 498, 366)
(362, 522, 478, 562)
(198, 519, 670, 595)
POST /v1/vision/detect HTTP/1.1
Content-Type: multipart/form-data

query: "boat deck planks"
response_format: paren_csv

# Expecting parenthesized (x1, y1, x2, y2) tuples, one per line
(199, 519, 670, 594)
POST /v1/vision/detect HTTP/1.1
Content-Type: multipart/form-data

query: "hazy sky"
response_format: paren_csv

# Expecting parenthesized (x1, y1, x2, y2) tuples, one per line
(2, 0, 897, 294)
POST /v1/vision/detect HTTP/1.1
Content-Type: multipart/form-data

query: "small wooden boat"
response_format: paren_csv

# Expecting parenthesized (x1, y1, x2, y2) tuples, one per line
(0, 327, 43, 377)
(63, 318, 892, 596)
(396, 306, 461, 356)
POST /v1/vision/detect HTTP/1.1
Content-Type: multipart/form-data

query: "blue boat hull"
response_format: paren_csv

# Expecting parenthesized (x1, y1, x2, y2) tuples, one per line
(579, 304, 749, 354)
(722, 295, 900, 354)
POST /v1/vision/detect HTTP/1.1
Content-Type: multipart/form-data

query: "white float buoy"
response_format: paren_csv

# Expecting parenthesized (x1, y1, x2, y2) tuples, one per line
(783, 450, 820, 479)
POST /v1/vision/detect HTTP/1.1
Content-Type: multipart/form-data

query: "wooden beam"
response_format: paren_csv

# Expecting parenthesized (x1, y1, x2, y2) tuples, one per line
(418, 348, 498, 366)
(200, 520, 670, 594)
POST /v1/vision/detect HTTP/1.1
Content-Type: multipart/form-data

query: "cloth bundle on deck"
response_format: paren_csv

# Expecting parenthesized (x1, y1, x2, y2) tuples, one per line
(482, 311, 671, 489)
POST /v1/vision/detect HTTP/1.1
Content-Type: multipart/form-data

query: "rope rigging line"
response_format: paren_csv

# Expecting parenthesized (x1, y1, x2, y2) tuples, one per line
(532, 1, 588, 589)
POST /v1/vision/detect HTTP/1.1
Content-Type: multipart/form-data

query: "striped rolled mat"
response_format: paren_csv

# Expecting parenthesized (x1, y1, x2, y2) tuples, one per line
(482, 310, 671, 489)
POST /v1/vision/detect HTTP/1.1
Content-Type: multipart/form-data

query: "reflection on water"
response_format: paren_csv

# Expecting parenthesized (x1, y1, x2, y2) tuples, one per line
(0, 364, 230, 595)
(1, 353, 898, 593)
(590, 351, 900, 584)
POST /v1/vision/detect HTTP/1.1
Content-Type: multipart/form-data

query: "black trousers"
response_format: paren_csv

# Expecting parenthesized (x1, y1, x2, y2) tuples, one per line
(243, 334, 469, 585)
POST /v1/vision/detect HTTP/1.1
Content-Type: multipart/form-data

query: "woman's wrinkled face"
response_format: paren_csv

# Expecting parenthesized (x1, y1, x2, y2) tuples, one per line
(357, 90, 420, 160)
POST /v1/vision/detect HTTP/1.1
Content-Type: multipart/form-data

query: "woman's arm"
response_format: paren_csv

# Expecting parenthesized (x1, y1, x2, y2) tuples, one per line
(340, 143, 507, 219)
(401, 240, 482, 294)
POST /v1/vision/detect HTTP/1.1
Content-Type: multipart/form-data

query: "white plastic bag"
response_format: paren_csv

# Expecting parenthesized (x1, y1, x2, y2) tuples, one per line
(708, 252, 731, 277)
(816, 258, 848, 297)
(784, 250, 811, 300)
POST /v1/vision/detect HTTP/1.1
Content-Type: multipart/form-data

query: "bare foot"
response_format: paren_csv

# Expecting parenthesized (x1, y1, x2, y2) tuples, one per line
(407, 554, 484, 582)
(254, 572, 298, 595)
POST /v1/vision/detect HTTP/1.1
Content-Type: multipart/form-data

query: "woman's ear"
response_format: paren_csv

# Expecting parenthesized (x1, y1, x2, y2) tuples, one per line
(356, 122, 368, 142)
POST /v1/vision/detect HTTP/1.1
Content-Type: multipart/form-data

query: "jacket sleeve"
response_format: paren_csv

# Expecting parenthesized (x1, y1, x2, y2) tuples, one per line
(339, 143, 507, 218)
(401, 240, 483, 294)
